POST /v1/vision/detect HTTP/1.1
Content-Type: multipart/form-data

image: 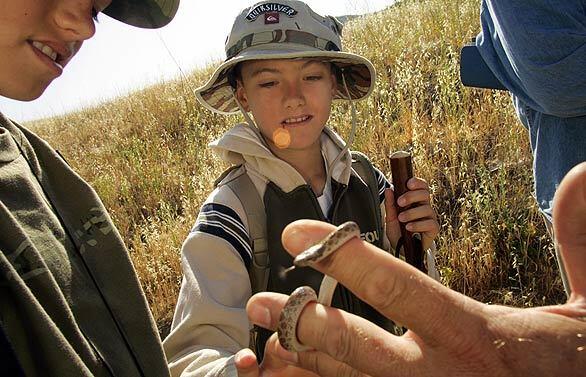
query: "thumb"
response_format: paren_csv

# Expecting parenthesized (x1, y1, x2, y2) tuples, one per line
(553, 162, 586, 300)
(384, 188, 401, 247)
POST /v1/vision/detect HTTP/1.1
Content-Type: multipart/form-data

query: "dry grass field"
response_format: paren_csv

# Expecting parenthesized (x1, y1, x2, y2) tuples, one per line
(30, 0, 565, 335)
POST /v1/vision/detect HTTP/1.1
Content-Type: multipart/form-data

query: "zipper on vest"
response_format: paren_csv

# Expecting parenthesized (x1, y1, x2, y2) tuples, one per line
(330, 183, 348, 221)
(305, 184, 328, 221)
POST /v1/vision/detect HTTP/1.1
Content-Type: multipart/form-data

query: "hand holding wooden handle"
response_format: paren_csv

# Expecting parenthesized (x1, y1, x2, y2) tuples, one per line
(390, 151, 427, 273)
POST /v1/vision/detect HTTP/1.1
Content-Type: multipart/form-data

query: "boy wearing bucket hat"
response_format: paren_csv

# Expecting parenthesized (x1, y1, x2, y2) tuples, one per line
(164, 1, 440, 375)
(0, 1, 178, 375)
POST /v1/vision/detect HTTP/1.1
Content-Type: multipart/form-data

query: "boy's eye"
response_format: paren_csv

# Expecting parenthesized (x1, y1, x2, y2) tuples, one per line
(91, 8, 99, 21)
(306, 75, 323, 81)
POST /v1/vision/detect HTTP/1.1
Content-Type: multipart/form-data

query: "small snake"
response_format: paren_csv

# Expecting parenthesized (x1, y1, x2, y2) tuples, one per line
(277, 221, 360, 352)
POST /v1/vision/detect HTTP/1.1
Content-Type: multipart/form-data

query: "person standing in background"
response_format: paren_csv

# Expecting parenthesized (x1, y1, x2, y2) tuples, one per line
(463, 0, 586, 294)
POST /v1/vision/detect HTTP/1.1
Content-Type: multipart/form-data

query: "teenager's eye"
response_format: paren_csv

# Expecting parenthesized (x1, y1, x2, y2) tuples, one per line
(91, 8, 99, 21)
(259, 81, 277, 88)
(306, 75, 323, 81)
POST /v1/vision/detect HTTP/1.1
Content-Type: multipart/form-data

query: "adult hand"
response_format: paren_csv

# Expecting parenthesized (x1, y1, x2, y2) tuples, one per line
(384, 177, 439, 252)
(246, 163, 586, 377)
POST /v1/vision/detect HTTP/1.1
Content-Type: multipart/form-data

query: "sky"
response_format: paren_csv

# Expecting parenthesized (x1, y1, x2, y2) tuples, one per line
(1, 0, 397, 123)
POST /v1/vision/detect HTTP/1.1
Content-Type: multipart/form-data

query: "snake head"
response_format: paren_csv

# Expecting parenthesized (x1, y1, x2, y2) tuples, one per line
(292, 221, 360, 268)
(293, 244, 325, 267)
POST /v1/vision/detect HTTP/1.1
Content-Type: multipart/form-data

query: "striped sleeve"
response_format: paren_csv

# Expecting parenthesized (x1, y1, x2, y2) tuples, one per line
(373, 166, 391, 203)
(192, 203, 252, 269)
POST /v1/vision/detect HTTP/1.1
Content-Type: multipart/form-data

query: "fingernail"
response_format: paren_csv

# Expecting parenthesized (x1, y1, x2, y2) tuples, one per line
(283, 225, 315, 253)
(249, 305, 271, 328)
(406, 223, 413, 231)
(398, 198, 406, 206)
(398, 213, 405, 222)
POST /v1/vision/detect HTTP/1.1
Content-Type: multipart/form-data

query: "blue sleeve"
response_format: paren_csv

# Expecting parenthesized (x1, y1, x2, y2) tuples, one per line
(476, 0, 586, 117)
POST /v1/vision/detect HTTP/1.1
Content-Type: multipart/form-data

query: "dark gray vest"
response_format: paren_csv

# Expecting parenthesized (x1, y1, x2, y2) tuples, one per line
(254, 175, 396, 358)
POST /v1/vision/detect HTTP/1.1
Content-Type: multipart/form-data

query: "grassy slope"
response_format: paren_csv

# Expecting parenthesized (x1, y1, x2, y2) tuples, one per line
(31, 0, 564, 334)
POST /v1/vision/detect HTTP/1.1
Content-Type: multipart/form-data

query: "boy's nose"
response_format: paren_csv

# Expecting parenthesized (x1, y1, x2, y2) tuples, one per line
(53, 0, 97, 41)
(284, 82, 306, 109)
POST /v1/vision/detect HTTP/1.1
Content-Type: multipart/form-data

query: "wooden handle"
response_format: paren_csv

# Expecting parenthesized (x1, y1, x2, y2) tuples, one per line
(390, 151, 427, 273)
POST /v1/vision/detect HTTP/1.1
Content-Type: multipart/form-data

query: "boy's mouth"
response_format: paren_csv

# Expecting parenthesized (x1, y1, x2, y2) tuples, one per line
(282, 115, 312, 126)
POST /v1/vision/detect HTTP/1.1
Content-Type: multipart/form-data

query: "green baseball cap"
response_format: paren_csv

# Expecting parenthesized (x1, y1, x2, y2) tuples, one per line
(103, 0, 180, 29)
(195, 0, 376, 114)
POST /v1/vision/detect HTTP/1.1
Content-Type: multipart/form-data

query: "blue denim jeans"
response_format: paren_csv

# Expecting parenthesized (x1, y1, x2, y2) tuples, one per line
(514, 96, 586, 223)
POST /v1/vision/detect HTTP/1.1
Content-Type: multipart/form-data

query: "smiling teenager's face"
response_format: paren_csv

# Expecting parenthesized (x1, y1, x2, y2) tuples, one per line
(236, 59, 337, 153)
(0, 0, 111, 101)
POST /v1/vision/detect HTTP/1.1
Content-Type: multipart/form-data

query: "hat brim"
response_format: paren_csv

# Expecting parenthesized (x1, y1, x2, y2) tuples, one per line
(195, 46, 376, 115)
(103, 0, 180, 29)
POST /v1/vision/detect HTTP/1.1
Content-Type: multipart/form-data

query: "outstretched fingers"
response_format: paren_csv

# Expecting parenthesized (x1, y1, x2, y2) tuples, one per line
(280, 220, 486, 347)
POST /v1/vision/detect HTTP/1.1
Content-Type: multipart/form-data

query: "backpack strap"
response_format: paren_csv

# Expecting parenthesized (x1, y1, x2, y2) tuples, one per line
(215, 167, 270, 356)
(351, 151, 383, 240)
(216, 167, 269, 295)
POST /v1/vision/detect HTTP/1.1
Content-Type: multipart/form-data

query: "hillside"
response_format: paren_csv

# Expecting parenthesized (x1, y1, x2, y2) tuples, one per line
(31, 0, 564, 334)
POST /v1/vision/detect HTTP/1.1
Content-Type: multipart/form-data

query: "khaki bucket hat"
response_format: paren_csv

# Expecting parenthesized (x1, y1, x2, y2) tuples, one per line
(104, 0, 180, 28)
(195, 0, 376, 114)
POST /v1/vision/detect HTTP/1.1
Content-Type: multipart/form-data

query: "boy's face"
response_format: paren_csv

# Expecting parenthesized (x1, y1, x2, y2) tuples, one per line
(0, 0, 111, 101)
(236, 59, 337, 152)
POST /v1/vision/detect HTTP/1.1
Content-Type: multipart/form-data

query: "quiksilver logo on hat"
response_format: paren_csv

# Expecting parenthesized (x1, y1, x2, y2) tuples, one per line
(246, 3, 297, 21)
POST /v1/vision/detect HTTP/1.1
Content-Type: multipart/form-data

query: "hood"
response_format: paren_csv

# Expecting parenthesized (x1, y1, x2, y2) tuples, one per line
(209, 123, 352, 193)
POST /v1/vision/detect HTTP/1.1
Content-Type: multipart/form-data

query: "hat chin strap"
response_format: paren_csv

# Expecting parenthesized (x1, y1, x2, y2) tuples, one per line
(232, 88, 273, 150)
(232, 88, 257, 130)
(326, 69, 357, 185)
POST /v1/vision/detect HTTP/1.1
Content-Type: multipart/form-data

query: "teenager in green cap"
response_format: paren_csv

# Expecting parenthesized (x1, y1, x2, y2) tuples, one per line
(0, 1, 179, 375)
